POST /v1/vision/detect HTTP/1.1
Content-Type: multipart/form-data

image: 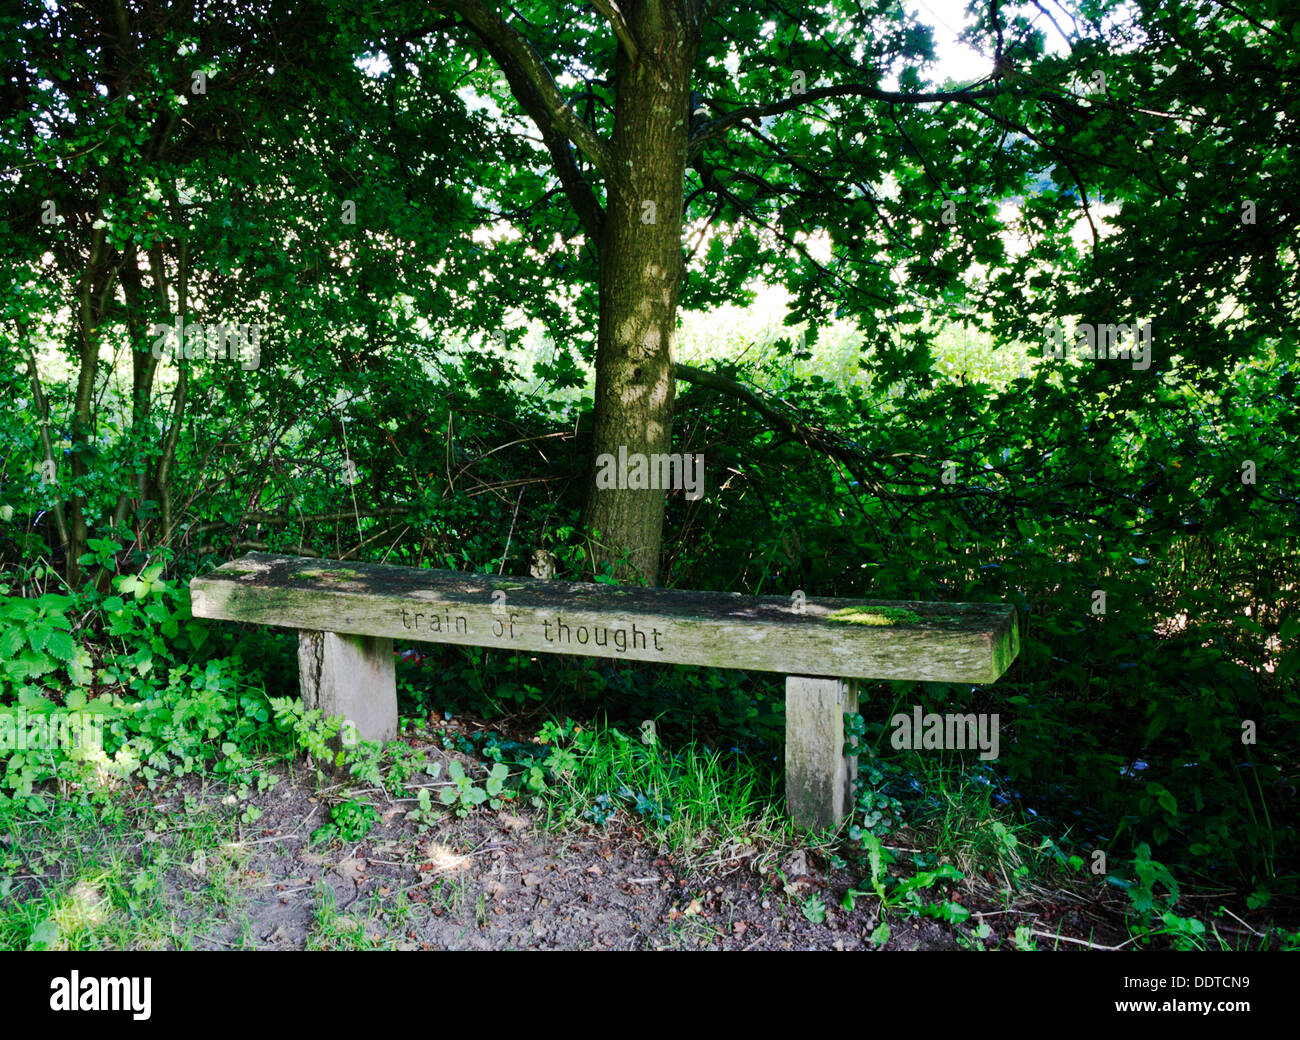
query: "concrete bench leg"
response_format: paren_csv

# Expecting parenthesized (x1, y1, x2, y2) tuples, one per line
(785, 676, 859, 830)
(297, 630, 397, 744)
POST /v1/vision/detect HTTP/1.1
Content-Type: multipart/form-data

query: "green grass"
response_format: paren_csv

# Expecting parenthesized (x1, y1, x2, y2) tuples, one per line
(5, 712, 1296, 951)
(533, 720, 793, 855)
(0, 789, 246, 950)
(305, 880, 387, 950)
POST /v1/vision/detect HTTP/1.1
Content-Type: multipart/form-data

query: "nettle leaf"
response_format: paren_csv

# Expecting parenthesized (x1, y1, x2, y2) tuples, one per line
(45, 630, 76, 662)
(18, 650, 57, 678)
(66, 654, 91, 685)
(0, 628, 24, 659)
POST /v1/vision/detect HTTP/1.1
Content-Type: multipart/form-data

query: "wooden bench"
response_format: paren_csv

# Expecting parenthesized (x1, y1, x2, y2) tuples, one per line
(190, 553, 1019, 829)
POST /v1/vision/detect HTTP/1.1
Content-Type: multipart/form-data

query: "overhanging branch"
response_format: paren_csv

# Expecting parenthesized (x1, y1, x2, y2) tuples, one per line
(689, 82, 997, 156)
(673, 362, 882, 482)
(432, 0, 610, 238)
(433, 0, 613, 177)
(588, 0, 639, 63)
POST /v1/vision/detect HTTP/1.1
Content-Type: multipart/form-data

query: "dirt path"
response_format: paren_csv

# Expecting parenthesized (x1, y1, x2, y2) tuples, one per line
(134, 723, 1147, 952)
(157, 753, 988, 951)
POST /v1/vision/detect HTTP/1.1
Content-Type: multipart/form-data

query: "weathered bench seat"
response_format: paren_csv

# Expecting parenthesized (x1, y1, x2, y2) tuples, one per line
(190, 553, 1019, 828)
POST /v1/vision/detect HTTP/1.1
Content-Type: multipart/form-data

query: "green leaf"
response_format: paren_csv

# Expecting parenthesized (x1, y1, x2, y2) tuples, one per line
(27, 918, 60, 950)
(0, 628, 24, 658)
(18, 649, 57, 678)
(45, 630, 76, 662)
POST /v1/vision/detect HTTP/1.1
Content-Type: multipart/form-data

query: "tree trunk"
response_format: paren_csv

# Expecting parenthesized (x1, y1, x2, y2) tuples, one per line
(110, 248, 160, 540)
(582, 3, 696, 586)
(66, 222, 113, 586)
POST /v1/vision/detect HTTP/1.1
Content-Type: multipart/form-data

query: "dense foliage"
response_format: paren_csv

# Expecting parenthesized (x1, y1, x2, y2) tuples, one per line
(1, 0, 1297, 929)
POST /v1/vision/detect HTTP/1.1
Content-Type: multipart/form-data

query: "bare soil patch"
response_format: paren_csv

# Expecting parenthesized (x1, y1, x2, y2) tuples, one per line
(148, 736, 1129, 951)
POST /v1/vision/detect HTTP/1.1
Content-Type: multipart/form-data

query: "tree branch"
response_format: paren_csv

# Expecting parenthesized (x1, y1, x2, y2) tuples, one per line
(673, 362, 880, 482)
(689, 82, 997, 156)
(432, 0, 613, 178)
(588, 0, 639, 63)
(430, 0, 608, 237)
(674, 362, 981, 505)
(19, 324, 71, 554)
